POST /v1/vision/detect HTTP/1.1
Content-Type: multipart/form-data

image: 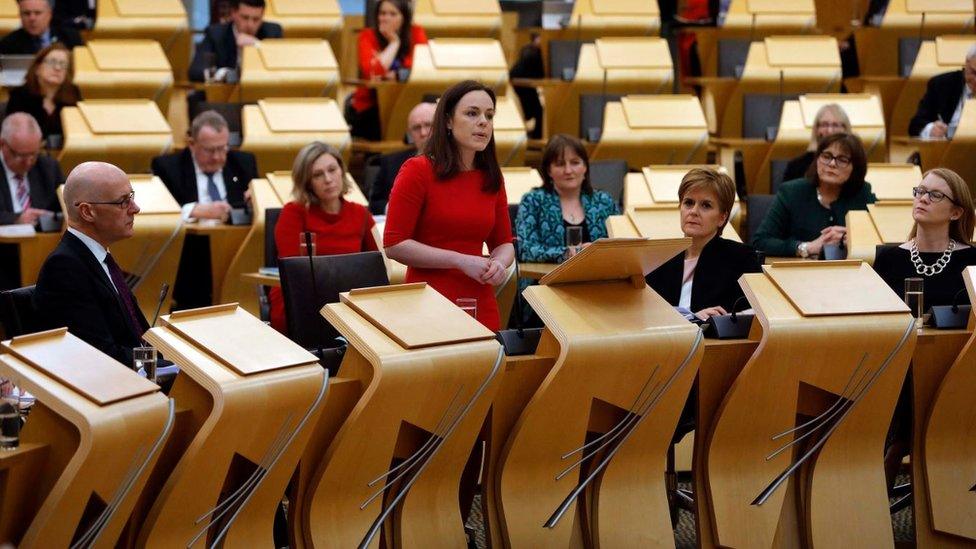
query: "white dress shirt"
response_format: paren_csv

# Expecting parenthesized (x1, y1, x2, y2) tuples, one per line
(67, 227, 119, 294)
(180, 157, 228, 220)
(920, 83, 974, 139)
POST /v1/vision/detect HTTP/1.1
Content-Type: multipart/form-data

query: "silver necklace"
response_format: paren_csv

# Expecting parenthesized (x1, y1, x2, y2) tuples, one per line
(910, 238, 954, 276)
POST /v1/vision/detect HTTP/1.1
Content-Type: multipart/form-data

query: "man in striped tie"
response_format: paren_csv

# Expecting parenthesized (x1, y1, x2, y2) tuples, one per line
(0, 112, 62, 226)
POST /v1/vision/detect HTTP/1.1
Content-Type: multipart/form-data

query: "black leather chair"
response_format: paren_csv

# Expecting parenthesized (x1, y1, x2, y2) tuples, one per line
(718, 39, 750, 78)
(898, 37, 922, 77)
(769, 159, 790, 194)
(742, 94, 798, 140)
(746, 194, 775, 243)
(0, 285, 37, 338)
(579, 93, 623, 142)
(548, 40, 585, 81)
(278, 251, 389, 353)
(508, 203, 519, 238)
(589, 159, 627, 207)
(264, 208, 282, 268)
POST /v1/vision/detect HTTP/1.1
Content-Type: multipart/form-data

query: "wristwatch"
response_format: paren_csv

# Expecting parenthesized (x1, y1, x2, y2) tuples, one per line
(797, 242, 810, 258)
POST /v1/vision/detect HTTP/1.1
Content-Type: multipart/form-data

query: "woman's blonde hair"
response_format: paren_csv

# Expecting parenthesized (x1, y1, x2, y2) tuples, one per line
(908, 167, 975, 246)
(809, 103, 851, 149)
(290, 141, 350, 206)
(677, 167, 736, 235)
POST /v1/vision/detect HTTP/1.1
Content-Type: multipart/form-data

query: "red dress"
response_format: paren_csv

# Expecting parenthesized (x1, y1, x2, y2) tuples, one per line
(350, 25, 428, 113)
(384, 156, 513, 331)
(269, 199, 378, 333)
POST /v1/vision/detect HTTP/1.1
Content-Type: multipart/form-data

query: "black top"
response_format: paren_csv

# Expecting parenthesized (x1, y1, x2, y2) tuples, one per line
(151, 148, 257, 208)
(188, 21, 284, 82)
(368, 147, 415, 215)
(0, 154, 63, 224)
(873, 244, 976, 309)
(782, 151, 815, 184)
(33, 231, 150, 365)
(5, 85, 79, 138)
(0, 25, 83, 55)
(909, 70, 964, 137)
(562, 218, 590, 243)
(645, 235, 762, 313)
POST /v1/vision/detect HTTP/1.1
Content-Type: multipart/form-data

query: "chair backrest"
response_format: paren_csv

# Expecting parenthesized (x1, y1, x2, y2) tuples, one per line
(579, 93, 623, 142)
(264, 207, 282, 268)
(0, 285, 37, 338)
(278, 251, 389, 350)
(362, 155, 382, 200)
(548, 40, 584, 80)
(746, 194, 776, 242)
(499, 0, 543, 27)
(189, 101, 244, 148)
(508, 203, 519, 238)
(742, 94, 798, 139)
(718, 39, 750, 78)
(898, 37, 922, 78)
(769, 159, 791, 195)
(589, 159, 627, 207)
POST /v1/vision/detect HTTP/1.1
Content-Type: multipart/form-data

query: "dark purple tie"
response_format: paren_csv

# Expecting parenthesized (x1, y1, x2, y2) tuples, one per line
(104, 253, 144, 340)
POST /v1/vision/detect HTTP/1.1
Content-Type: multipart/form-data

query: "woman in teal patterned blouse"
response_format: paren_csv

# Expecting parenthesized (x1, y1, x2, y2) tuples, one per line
(515, 134, 619, 262)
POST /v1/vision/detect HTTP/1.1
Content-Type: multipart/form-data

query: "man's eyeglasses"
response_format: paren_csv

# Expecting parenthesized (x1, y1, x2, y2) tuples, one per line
(913, 186, 960, 205)
(818, 151, 852, 168)
(75, 191, 135, 210)
(2, 143, 39, 161)
(197, 144, 229, 156)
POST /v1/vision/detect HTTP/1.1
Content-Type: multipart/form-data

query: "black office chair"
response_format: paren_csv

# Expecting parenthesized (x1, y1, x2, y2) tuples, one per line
(264, 208, 282, 268)
(898, 37, 923, 78)
(718, 39, 750, 78)
(189, 101, 244, 148)
(499, 0, 543, 27)
(362, 156, 382, 204)
(508, 203, 519, 238)
(746, 194, 775, 243)
(589, 159, 627, 208)
(278, 251, 389, 368)
(548, 40, 585, 81)
(0, 285, 38, 338)
(579, 93, 623, 142)
(769, 159, 791, 195)
(742, 94, 798, 140)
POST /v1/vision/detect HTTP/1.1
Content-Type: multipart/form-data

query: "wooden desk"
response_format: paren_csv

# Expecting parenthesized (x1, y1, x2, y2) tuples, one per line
(0, 2, 20, 36)
(72, 40, 174, 112)
(220, 179, 282, 315)
(502, 166, 543, 204)
(241, 272, 280, 286)
(519, 262, 557, 280)
(556, 0, 661, 40)
(265, 0, 343, 60)
(592, 95, 710, 169)
(184, 223, 249, 305)
(414, 0, 503, 38)
(239, 39, 340, 102)
(0, 232, 61, 286)
(866, 163, 921, 201)
(889, 36, 975, 138)
(241, 98, 351, 172)
(92, 0, 191, 82)
(493, 91, 528, 167)
(59, 100, 173, 173)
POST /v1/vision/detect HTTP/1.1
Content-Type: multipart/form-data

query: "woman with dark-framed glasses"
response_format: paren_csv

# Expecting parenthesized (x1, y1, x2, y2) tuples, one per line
(874, 167, 976, 308)
(753, 133, 876, 258)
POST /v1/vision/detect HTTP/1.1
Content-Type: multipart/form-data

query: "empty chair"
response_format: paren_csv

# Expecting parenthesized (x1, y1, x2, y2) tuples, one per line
(278, 251, 390, 351)
(589, 159, 628, 206)
(742, 94, 798, 140)
(746, 193, 775, 242)
(549, 40, 585, 80)
(718, 39, 751, 78)
(769, 159, 790, 194)
(579, 93, 623, 142)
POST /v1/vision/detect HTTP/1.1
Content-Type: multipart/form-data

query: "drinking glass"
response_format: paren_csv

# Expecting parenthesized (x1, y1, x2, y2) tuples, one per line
(456, 298, 478, 319)
(134, 346, 158, 384)
(299, 232, 317, 257)
(904, 277, 924, 329)
(564, 226, 583, 260)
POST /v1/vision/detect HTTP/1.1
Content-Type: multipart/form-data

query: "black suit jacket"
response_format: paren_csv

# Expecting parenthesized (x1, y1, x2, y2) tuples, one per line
(53, 0, 96, 28)
(151, 148, 257, 208)
(368, 147, 415, 215)
(0, 154, 63, 225)
(0, 25, 83, 55)
(188, 21, 284, 82)
(909, 70, 965, 136)
(33, 231, 149, 365)
(5, 85, 79, 138)
(645, 236, 762, 313)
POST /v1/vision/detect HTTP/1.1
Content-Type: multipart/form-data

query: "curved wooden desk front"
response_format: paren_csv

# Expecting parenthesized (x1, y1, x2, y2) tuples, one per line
(241, 98, 351, 173)
(592, 95, 710, 169)
(413, 0, 502, 38)
(305, 283, 503, 547)
(92, 0, 191, 82)
(496, 238, 704, 547)
(0, 232, 61, 287)
(219, 179, 281, 315)
(0, 329, 172, 548)
(706, 262, 915, 547)
(58, 100, 173, 174)
(240, 40, 340, 102)
(72, 40, 174, 112)
(139, 304, 327, 547)
(919, 266, 976, 546)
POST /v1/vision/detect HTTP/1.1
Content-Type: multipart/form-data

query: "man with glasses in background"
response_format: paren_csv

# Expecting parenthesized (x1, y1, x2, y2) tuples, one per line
(367, 101, 436, 215)
(33, 161, 148, 364)
(151, 110, 258, 309)
(909, 44, 976, 139)
(0, 0, 82, 55)
(0, 113, 62, 226)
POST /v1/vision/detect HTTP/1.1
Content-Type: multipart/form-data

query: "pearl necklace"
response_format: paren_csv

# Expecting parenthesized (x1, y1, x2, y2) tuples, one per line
(910, 238, 954, 276)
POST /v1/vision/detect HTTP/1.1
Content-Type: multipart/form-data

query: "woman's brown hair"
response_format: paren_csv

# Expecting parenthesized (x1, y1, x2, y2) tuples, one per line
(25, 43, 79, 105)
(290, 141, 350, 206)
(805, 132, 868, 198)
(540, 134, 593, 195)
(678, 167, 736, 235)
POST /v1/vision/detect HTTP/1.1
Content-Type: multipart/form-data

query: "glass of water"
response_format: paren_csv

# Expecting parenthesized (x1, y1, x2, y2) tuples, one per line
(565, 226, 583, 260)
(133, 346, 158, 384)
(456, 298, 478, 320)
(904, 277, 924, 329)
(299, 231, 317, 257)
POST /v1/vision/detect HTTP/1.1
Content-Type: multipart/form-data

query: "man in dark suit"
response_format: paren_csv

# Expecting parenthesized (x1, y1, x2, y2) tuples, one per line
(52, 0, 96, 30)
(0, 0, 83, 55)
(187, 0, 283, 82)
(152, 109, 258, 308)
(908, 45, 976, 138)
(33, 161, 148, 365)
(0, 112, 62, 226)
(368, 102, 435, 215)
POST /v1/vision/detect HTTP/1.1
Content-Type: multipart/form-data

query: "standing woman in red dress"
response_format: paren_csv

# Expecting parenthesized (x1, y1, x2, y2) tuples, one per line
(384, 80, 515, 331)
